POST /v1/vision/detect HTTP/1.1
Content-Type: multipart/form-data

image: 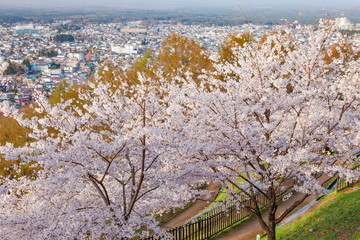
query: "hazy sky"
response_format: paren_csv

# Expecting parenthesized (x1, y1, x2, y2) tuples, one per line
(0, 0, 359, 10)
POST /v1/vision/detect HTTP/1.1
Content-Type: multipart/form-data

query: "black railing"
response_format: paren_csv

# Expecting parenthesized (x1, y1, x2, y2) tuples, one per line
(146, 199, 256, 240)
(336, 160, 360, 192)
(145, 190, 287, 240)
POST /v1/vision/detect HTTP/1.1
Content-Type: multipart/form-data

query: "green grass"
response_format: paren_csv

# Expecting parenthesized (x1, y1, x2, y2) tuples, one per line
(200, 179, 242, 214)
(271, 188, 360, 240)
(214, 189, 229, 202)
(213, 177, 247, 201)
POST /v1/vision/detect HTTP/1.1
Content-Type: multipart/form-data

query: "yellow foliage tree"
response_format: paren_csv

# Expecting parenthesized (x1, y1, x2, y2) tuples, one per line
(122, 50, 159, 86)
(48, 80, 82, 106)
(158, 32, 214, 84)
(1, 81, 83, 179)
(323, 39, 360, 65)
(219, 32, 253, 64)
(0, 112, 40, 179)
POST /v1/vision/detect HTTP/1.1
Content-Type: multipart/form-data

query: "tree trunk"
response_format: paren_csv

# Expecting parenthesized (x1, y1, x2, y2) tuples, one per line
(267, 222, 276, 240)
(267, 201, 277, 240)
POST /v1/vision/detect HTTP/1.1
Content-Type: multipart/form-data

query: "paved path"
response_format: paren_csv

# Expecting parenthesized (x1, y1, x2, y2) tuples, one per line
(161, 182, 221, 230)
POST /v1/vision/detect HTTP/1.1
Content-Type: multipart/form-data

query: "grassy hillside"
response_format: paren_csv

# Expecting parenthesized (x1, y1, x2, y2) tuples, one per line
(273, 188, 360, 240)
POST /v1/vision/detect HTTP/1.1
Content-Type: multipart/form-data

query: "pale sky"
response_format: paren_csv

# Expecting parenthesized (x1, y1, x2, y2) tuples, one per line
(0, 0, 359, 10)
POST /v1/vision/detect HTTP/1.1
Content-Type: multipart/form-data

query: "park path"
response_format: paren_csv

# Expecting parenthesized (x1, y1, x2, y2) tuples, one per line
(216, 192, 319, 240)
(161, 182, 221, 230)
(216, 175, 332, 240)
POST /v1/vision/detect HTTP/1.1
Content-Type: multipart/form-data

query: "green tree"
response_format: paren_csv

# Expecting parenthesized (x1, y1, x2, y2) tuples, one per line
(22, 59, 31, 69)
(38, 49, 58, 58)
(53, 34, 75, 42)
(4, 61, 24, 75)
(50, 61, 60, 69)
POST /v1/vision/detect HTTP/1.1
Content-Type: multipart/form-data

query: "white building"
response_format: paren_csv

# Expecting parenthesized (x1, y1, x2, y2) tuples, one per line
(111, 44, 138, 55)
(71, 53, 85, 62)
(32, 61, 49, 72)
(335, 17, 354, 30)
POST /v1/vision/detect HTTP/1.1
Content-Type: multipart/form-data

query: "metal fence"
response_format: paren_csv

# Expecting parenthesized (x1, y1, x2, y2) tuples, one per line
(336, 163, 360, 192)
(146, 197, 260, 240)
(145, 191, 286, 240)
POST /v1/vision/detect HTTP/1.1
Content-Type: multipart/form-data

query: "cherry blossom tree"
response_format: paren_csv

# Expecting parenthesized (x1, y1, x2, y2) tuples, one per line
(0, 70, 194, 240)
(0, 20, 358, 240)
(169, 21, 360, 240)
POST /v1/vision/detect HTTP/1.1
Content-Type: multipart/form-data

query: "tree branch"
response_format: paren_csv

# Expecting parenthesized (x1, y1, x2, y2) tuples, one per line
(88, 173, 111, 206)
(275, 193, 309, 224)
(100, 143, 127, 183)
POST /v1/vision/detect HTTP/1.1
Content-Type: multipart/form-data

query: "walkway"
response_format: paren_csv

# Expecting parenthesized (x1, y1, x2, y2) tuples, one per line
(161, 182, 221, 230)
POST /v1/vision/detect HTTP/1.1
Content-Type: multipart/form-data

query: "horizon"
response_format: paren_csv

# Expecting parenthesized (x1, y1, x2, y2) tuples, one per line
(0, 0, 359, 10)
